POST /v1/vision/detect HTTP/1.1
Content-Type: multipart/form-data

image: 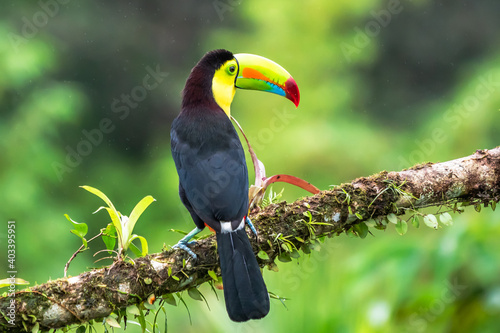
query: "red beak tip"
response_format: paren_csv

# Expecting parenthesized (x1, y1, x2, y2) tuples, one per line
(285, 76, 300, 108)
(294, 97, 300, 108)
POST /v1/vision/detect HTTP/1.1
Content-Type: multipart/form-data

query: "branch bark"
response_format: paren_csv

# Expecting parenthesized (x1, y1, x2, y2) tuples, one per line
(1, 147, 499, 332)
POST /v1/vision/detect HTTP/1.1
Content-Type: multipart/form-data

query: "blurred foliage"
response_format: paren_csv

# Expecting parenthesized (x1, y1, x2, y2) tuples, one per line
(1, 0, 500, 332)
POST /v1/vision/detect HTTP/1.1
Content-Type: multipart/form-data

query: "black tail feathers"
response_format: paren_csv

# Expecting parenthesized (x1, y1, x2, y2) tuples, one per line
(216, 228, 270, 322)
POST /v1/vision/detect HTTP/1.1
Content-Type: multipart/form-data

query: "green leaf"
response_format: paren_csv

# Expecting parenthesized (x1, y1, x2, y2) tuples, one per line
(81, 185, 124, 250)
(129, 242, 142, 257)
(188, 288, 203, 301)
(169, 229, 190, 235)
(423, 214, 438, 229)
(365, 218, 376, 227)
(128, 235, 148, 257)
(208, 270, 218, 281)
(126, 195, 156, 242)
(137, 308, 147, 331)
(163, 293, 177, 306)
(492, 201, 497, 211)
(0, 278, 30, 289)
(105, 316, 121, 328)
(257, 250, 270, 260)
(177, 294, 192, 325)
(387, 213, 398, 224)
(278, 251, 292, 262)
(411, 215, 420, 228)
(127, 305, 141, 316)
(75, 325, 86, 333)
(439, 212, 453, 226)
(80, 185, 118, 213)
(282, 242, 293, 252)
(104, 207, 124, 250)
(65, 214, 88, 247)
(295, 236, 305, 243)
(290, 249, 301, 259)
(31, 322, 39, 333)
(303, 210, 312, 221)
(102, 223, 116, 252)
(353, 222, 368, 239)
(395, 220, 408, 235)
(474, 203, 481, 212)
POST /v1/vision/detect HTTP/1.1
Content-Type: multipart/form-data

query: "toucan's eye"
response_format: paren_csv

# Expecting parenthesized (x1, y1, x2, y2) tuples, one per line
(227, 65, 236, 75)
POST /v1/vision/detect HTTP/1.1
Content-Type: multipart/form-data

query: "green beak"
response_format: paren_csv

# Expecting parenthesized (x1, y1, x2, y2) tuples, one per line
(234, 53, 300, 107)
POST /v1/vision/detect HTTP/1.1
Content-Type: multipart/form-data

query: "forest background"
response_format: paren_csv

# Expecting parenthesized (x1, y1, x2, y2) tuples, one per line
(1, 1, 500, 332)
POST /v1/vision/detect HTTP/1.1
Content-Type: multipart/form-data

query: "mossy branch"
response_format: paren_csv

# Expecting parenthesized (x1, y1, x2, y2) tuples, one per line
(1, 147, 499, 332)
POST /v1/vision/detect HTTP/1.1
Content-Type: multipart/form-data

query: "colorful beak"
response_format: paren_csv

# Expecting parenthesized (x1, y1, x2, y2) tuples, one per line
(234, 53, 300, 107)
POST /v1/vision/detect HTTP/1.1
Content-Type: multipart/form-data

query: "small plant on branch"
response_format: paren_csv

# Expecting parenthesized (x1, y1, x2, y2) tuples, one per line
(64, 186, 155, 275)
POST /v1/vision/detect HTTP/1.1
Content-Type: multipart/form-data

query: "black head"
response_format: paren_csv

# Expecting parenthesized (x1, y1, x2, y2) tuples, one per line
(197, 49, 235, 72)
(181, 49, 235, 110)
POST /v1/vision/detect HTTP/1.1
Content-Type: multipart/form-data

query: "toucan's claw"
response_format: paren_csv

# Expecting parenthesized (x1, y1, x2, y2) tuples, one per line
(172, 226, 204, 259)
(245, 216, 258, 240)
(172, 242, 198, 259)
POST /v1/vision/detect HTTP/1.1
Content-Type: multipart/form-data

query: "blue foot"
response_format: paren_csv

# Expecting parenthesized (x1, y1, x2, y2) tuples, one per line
(172, 227, 203, 259)
(245, 216, 258, 237)
(172, 241, 198, 259)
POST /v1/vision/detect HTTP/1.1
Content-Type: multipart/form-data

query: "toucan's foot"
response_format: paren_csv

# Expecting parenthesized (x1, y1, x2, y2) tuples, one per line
(245, 216, 258, 240)
(172, 241, 198, 259)
(172, 226, 203, 259)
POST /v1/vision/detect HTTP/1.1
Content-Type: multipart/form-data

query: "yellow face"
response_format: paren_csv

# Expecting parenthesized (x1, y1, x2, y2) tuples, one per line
(212, 59, 238, 117)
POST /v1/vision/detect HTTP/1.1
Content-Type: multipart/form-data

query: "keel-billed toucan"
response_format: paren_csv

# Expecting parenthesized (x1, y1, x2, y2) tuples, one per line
(170, 49, 299, 322)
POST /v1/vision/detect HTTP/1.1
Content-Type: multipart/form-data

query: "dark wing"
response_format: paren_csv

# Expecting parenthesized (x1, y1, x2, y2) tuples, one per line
(171, 117, 248, 232)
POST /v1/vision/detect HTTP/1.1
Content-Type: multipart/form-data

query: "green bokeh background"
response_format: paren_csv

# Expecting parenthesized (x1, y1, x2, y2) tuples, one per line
(1, 0, 500, 332)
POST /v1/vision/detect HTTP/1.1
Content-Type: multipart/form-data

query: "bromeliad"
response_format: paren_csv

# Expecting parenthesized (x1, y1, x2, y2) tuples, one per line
(230, 115, 320, 211)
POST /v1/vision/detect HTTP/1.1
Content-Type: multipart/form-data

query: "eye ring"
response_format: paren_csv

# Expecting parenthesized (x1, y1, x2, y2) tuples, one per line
(228, 65, 236, 75)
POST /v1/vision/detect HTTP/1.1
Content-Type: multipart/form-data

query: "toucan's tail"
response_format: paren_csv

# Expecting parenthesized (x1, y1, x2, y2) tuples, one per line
(216, 228, 270, 322)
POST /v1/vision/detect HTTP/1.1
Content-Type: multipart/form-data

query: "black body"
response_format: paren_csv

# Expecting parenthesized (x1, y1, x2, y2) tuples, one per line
(170, 49, 269, 321)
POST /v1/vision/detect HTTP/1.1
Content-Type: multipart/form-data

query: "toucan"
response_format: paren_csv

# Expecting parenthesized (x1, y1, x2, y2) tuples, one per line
(170, 49, 299, 322)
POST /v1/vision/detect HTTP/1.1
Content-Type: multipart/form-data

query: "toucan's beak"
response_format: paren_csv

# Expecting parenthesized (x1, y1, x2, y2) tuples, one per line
(234, 53, 300, 107)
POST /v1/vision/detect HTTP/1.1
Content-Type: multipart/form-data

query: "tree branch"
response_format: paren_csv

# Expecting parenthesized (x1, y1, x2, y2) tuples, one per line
(1, 147, 499, 332)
